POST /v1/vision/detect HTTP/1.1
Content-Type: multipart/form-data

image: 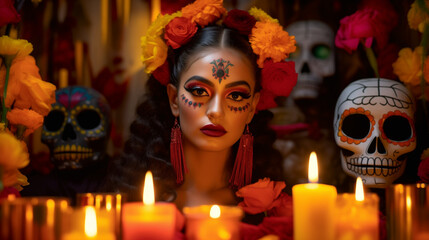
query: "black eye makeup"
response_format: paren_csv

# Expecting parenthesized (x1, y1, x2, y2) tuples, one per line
(184, 82, 210, 97)
(227, 90, 251, 102)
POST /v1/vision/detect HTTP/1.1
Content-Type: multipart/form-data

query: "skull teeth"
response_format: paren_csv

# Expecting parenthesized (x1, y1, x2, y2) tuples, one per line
(53, 145, 93, 161)
(346, 157, 402, 177)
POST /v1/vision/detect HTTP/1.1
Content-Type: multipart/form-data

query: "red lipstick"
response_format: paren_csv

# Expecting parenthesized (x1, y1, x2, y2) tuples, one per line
(200, 124, 227, 137)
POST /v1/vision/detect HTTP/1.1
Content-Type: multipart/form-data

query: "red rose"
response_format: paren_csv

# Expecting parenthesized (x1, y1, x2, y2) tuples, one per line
(418, 156, 429, 184)
(223, 9, 256, 36)
(236, 178, 286, 214)
(335, 6, 396, 54)
(267, 192, 293, 218)
(0, 0, 21, 28)
(256, 89, 277, 111)
(152, 60, 170, 86)
(164, 17, 198, 49)
(261, 59, 297, 97)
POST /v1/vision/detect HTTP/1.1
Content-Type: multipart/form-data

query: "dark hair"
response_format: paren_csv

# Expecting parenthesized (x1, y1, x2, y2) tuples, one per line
(103, 25, 282, 201)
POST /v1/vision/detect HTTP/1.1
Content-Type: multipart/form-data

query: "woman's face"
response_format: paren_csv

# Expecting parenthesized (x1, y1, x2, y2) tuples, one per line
(168, 48, 260, 152)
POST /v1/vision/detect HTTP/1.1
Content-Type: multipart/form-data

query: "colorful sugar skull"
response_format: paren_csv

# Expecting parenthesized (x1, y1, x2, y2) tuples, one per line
(41, 86, 111, 170)
(333, 78, 416, 187)
(287, 20, 335, 99)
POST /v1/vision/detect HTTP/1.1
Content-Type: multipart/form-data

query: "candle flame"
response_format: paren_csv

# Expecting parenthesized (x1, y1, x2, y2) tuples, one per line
(84, 206, 97, 237)
(210, 205, 221, 219)
(143, 171, 155, 205)
(355, 177, 364, 201)
(308, 151, 318, 183)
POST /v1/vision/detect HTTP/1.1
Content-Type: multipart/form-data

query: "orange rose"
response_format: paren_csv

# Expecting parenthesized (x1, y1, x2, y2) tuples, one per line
(164, 17, 198, 49)
(236, 178, 286, 214)
(181, 0, 226, 27)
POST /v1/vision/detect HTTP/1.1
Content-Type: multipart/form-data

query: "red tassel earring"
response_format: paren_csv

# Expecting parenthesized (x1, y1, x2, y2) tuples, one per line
(170, 118, 188, 184)
(229, 124, 253, 189)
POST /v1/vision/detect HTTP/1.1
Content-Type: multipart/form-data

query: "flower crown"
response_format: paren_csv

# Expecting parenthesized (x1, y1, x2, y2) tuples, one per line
(140, 0, 298, 111)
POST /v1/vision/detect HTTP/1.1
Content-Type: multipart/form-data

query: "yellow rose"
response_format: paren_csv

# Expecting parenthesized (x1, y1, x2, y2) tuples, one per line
(0, 132, 29, 170)
(0, 35, 33, 60)
(141, 36, 168, 73)
(392, 47, 423, 86)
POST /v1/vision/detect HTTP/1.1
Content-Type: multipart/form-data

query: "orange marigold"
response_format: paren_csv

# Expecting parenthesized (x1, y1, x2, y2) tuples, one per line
(7, 108, 43, 137)
(250, 21, 296, 68)
(181, 0, 226, 27)
(0, 131, 29, 170)
(392, 47, 423, 87)
(407, 0, 429, 32)
(2, 169, 29, 190)
(424, 57, 429, 85)
(0, 55, 56, 116)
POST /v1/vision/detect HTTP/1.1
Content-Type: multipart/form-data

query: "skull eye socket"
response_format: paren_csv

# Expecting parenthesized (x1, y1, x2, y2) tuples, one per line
(44, 110, 65, 132)
(382, 115, 412, 142)
(342, 114, 371, 139)
(312, 44, 331, 60)
(76, 109, 101, 130)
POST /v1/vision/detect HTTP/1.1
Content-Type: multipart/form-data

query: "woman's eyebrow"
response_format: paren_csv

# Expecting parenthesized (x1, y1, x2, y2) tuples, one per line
(184, 76, 214, 87)
(225, 80, 251, 89)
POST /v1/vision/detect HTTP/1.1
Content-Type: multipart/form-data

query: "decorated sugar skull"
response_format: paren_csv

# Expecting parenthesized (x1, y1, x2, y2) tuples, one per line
(287, 20, 335, 99)
(333, 78, 416, 187)
(42, 86, 111, 170)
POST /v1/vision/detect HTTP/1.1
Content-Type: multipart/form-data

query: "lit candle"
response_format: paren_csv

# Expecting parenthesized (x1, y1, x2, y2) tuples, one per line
(183, 204, 243, 240)
(292, 151, 337, 240)
(122, 171, 176, 240)
(335, 177, 379, 240)
(62, 206, 116, 240)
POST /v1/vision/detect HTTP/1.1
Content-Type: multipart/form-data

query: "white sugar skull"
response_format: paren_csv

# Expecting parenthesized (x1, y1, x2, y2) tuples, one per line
(41, 86, 111, 170)
(287, 20, 335, 99)
(333, 78, 416, 187)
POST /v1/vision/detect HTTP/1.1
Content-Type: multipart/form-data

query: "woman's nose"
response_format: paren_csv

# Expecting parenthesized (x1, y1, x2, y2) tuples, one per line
(207, 94, 224, 122)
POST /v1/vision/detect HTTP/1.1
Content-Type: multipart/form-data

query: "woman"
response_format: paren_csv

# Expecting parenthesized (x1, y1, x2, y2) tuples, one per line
(105, 0, 297, 210)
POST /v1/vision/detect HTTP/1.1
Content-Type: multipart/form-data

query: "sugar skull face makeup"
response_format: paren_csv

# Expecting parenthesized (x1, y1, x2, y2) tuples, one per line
(168, 48, 260, 152)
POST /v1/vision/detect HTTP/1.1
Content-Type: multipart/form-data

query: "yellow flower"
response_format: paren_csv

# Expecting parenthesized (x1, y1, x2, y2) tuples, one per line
(0, 35, 33, 60)
(0, 131, 29, 170)
(7, 108, 44, 137)
(147, 11, 182, 37)
(0, 123, 4, 131)
(392, 47, 423, 86)
(250, 21, 296, 68)
(181, 0, 226, 27)
(141, 36, 168, 73)
(0, 55, 56, 116)
(248, 7, 279, 23)
(407, 0, 429, 33)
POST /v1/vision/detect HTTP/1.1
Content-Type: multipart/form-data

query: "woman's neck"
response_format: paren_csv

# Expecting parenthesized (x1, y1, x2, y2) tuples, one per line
(183, 141, 230, 191)
(174, 140, 236, 209)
